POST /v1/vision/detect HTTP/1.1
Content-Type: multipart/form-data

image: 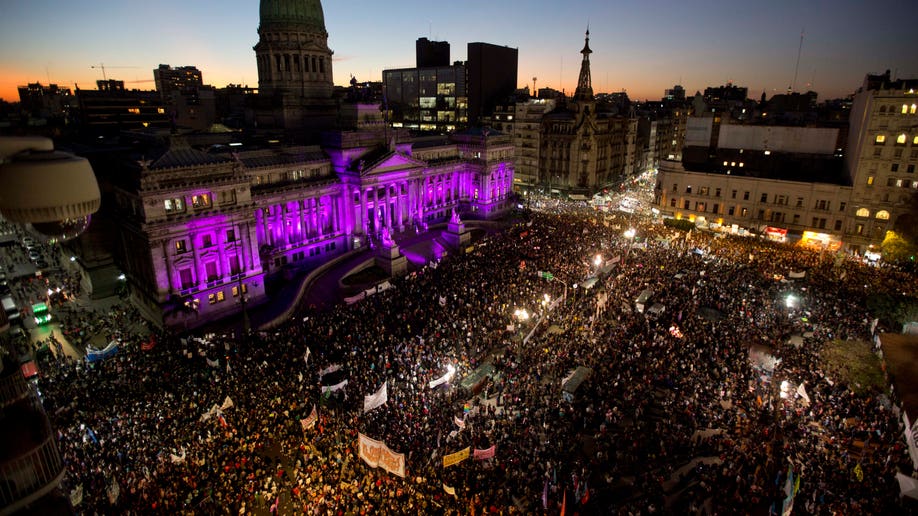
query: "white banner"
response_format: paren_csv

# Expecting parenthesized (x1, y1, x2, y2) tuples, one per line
(220, 396, 234, 411)
(344, 292, 366, 305)
(319, 364, 342, 377)
(199, 404, 222, 422)
(377, 281, 393, 292)
(358, 433, 406, 477)
(363, 381, 388, 414)
(429, 366, 456, 389)
(788, 270, 806, 279)
(321, 380, 348, 394)
(454, 415, 466, 430)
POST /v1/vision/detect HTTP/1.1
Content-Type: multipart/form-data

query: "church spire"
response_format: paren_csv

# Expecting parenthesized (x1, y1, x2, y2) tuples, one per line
(574, 28, 594, 102)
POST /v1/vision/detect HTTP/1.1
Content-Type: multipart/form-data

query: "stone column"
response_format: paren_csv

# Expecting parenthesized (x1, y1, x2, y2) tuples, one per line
(373, 187, 380, 232)
(162, 240, 175, 292)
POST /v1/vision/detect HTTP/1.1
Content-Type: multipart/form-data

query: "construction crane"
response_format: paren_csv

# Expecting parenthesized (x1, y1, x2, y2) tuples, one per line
(90, 63, 139, 81)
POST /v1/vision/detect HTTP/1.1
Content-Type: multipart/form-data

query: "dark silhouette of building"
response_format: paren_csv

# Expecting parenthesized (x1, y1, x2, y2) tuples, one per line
(153, 64, 204, 100)
(383, 64, 468, 132)
(249, 0, 337, 134)
(416, 37, 450, 68)
(467, 42, 518, 126)
(76, 80, 170, 135)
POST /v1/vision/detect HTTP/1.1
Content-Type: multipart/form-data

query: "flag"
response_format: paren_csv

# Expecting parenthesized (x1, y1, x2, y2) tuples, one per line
(363, 381, 388, 414)
(218, 414, 228, 428)
(301, 405, 318, 430)
(796, 383, 811, 405)
(221, 396, 234, 410)
(853, 463, 864, 482)
(561, 490, 567, 516)
(226, 362, 231, 374)
(304, 347, 311, 364)
(542, 478, 549, 509)
(580, 480, 589, 505)
(270, 495, 279, 514)
(86, 427, 99, 445)
(206, 357, 220, 369)
(454, 415, 466, 430)
(443, 483, 457, 497)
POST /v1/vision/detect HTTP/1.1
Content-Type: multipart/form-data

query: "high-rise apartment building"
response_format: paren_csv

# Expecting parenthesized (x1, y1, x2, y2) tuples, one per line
(416, 37, 450, 68)
(153, 64, 204, 99)
(467, 42, 518, 126)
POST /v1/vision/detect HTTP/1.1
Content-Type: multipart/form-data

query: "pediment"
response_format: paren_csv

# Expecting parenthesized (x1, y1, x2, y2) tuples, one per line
(359, 151, 426, 176)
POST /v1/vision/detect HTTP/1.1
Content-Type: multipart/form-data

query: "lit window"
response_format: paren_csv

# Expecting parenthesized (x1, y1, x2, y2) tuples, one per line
(764, 150, 771, 155)
(128, 108, 140, 114)
(157, 107, 165, 114)
(164, 198, 184, 212)
(723, 161, 728, 166)
(912, 104, 917, 114)
(903, 104, 909, 114)
(739, 162, 744, 168)
(856, 208, 870, 217)
(875, 135, 886, 144)
(914, 136, 918, 145)
(867, 176, 874, 186)
(192, 193, 212, 209)
(175, 240, 187, 253)
(232, 284, 248, 297)
(876, 210, 890, 220)
(898, 134, 907, 144)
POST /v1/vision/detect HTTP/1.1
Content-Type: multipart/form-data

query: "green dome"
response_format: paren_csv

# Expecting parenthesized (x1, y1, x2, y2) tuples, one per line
(260, 0, 325, 29)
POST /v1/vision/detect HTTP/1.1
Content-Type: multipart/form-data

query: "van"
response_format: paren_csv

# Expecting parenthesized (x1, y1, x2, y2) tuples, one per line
(635, 289, 654, 313)
(2, 296, 20, 323)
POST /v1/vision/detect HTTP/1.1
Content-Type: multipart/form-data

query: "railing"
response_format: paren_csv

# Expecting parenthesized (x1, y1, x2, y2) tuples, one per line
(0, 371, 31, 408)
(0, 429, 65, 514)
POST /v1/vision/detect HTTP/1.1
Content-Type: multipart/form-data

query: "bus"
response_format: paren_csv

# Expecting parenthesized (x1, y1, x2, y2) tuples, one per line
(32, 302, 51, 325)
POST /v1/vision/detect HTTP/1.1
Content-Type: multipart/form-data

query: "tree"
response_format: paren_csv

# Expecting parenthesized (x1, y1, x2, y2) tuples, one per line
(880, 230, 915, 263)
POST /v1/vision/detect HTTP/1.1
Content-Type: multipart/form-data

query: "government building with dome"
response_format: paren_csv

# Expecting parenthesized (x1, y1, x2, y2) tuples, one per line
(101, 0, 515, 329)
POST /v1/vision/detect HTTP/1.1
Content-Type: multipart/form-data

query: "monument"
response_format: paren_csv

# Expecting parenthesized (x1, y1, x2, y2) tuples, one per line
(443, 208, 471, 250)
(374, 226, 407, 277)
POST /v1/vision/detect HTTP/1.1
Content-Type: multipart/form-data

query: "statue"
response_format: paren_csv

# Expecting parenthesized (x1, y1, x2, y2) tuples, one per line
(450, 208, 461, 225)
(381, 226, 394, 247)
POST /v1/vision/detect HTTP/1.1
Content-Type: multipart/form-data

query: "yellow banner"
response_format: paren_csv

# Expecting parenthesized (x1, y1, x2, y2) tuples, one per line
(442, 447, 470, 468)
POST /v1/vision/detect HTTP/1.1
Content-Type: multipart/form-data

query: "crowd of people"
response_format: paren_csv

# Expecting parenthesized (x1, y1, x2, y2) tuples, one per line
(32, 198, 918, 515)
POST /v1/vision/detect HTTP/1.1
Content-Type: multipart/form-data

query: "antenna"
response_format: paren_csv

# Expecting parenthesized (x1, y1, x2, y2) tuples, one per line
(791, 29, 804, 93)
(533, 76, 537, 96)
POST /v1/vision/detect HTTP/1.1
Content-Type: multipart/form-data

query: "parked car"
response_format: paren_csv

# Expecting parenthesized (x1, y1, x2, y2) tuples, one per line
(28, 249, 40, 261)
(22, 237, 35, 249)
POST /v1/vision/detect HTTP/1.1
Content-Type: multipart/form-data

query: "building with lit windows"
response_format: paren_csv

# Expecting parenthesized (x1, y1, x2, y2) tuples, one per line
(382, 64, 468, 132)
(538, 31, 637, 196)
(655, 71, 918, 253)
(844, 70, 918, 253)
(153, 64, 204, 99)
(99, 0, 515, 329)
(76, 80, 170, 135)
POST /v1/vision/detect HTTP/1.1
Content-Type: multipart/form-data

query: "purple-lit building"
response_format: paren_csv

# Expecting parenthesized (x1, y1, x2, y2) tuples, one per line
(111, 128, 513, 328)
(102, 0, 515, 329)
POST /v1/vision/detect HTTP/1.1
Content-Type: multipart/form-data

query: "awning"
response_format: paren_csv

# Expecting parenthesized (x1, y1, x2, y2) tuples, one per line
(20, 361, 38, 379)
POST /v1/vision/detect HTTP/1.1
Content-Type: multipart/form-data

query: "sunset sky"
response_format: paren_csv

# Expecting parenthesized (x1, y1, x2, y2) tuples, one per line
(1, 0, 915, 103)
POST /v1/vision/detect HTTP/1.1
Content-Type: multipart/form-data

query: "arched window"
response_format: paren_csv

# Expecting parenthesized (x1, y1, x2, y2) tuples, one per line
(876, 210, 890, 220)
(879, 106, 887, 114)
(856, 208, 870, 217)
(898, 134, 907, 144)
(912, 104, 918, 114)
(903, 104, 910, 114)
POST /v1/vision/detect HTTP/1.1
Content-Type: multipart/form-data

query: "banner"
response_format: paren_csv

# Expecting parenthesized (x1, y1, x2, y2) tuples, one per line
(86, 341, 118, 363)
(429, 366, 456, 389)
(363, 381, 388, 414)
(358, 433, 406, 477)
(377, 281, 393, 292)
(454, 415, 466, 430)
(344, 292, 366, 305)
(221, 396, 234, 410)
(442, 447, 470, 467)
(473, 445, 496, 460)
(200, 404, 222, 422)
(206, 357, 220, 369)
(301, 405, 318, 431)
(70, 485, 83, 506)
(319, 364, 342, 377)
(788, 271, 806, 279)
(321, 380, 348, 394)
(443, 483, 457, 497)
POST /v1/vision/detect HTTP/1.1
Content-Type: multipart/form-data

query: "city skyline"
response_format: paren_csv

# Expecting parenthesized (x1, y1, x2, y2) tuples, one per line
(1, 0, 915, 104)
